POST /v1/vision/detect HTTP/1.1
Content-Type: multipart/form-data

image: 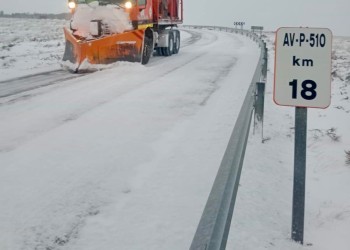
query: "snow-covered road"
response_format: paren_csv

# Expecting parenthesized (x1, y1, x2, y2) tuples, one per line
(0, 28, 260, 249)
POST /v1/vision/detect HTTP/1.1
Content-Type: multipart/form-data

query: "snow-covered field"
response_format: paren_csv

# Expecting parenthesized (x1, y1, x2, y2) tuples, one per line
(0, 18, 350, 250)
(0, 18, 67, 81)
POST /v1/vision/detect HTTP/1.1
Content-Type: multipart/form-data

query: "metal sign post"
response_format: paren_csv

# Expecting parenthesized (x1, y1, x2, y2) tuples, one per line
(292, 107, 307, 243)
(274, 27, 332, 244)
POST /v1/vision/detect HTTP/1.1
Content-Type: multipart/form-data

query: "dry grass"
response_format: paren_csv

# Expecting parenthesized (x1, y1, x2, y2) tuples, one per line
(346, 150, 350, 165)
(326, 128, 341, 142)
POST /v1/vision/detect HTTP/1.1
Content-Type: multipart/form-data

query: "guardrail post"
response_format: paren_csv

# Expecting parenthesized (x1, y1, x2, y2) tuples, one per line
(262, 42, 268, 80)
(254, 82, 265, 139)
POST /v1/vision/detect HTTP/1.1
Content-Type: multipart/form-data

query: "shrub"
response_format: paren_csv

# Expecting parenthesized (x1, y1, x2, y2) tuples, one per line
(346, 150, 350, 165)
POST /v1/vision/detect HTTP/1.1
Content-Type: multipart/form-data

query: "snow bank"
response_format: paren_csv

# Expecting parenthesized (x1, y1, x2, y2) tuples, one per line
(0, 18, 67, 81)
(70, 3, 133, 38)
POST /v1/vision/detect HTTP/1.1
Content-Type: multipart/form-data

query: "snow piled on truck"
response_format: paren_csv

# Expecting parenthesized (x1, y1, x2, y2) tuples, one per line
(70, 2, 133, 38)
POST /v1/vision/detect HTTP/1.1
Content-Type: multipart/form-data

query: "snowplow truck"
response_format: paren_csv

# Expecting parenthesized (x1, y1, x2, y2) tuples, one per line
(63, 0, 183, 71)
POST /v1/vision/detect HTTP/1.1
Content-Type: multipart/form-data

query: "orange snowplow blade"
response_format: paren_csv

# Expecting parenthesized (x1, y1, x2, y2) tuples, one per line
(62, 27, 145, 70)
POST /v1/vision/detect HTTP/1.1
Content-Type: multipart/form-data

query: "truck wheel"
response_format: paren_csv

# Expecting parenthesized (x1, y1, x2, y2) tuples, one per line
(142, 29, 154, 65)
(173, 30, 180, 54)
(156, 47, 163, 56)
(162, 31, 174, 56)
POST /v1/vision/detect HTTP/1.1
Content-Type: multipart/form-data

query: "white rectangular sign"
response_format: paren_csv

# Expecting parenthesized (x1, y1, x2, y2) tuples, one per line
(274, 27, 332, 108)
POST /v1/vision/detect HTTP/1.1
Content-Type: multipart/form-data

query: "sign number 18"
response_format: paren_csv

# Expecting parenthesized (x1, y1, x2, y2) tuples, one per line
(289, 79, 317, 100)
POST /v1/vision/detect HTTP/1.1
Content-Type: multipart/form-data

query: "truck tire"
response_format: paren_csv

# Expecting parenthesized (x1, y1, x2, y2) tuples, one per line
(156, 47, 163, 56)
(162, 31, 174, 56)
(142, 28, 154, 65)
(173, 30, 180, 54)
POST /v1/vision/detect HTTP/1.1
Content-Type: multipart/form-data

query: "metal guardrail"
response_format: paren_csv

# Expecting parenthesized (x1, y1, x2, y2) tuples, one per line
(182, 25, 264, 42)
(183, 25, 268, 250)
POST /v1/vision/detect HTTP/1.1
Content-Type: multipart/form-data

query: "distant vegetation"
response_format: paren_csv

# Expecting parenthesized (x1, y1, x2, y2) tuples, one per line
(346, 150, 350, 165)
(0, 11, 71, 20)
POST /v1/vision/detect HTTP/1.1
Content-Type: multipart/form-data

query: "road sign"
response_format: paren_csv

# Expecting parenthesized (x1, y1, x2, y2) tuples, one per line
(274, 27, 332, 108)
(234, 22, 245, 26)
(251, 26, 263, 31)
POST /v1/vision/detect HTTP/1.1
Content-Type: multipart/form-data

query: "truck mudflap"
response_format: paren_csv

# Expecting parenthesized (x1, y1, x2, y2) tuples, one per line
(62, 27, 145, 72)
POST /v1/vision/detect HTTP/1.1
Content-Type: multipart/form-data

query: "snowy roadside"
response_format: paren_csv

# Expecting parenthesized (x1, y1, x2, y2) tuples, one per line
(228, 33, 350, 250)
(0, 18, 68, 81)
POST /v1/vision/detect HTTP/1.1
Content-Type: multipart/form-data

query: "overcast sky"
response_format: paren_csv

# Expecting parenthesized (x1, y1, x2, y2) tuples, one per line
(0, 0, 349, 36)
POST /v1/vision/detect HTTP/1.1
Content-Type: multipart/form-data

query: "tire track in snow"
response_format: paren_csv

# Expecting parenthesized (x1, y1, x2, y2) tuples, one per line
(0, 29, 254, 250)
(178, 29, 203, 47)
(0, 70, 85, 100)
(0, 28, 208, 104)
(0, 28, 201, 102)
(0, 30, 221, 153)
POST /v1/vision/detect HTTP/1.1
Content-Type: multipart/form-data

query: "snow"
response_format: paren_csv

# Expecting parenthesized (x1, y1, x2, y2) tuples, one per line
(0, 18, 350, 250)
(228, 33, 350, 250)
(0, 18, 67, 81)
(70, 3, 132, 38)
